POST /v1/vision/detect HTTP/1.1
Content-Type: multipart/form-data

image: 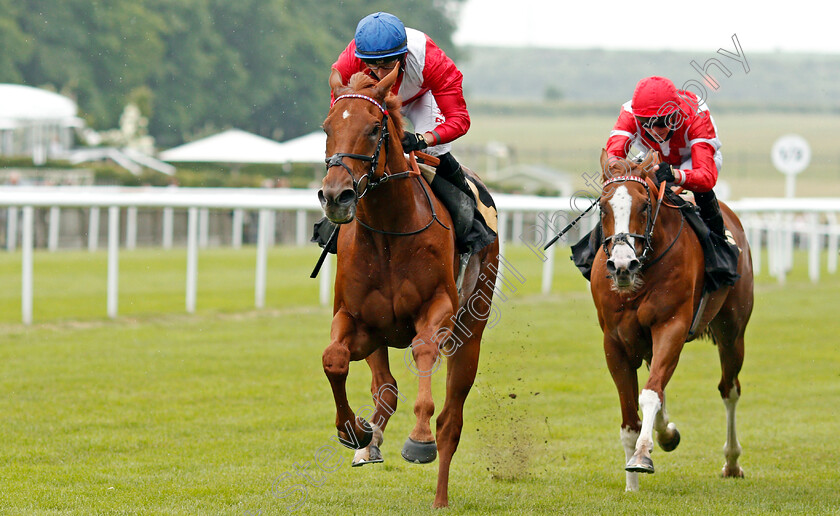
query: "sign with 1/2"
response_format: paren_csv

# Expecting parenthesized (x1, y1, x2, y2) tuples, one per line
(771, 134, 811, 175)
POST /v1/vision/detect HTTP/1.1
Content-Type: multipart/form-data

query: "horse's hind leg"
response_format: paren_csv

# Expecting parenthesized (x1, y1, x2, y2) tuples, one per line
(433, 334, 480, 508)
(353, 347, 403, 467)
(716, 330, 746, 478)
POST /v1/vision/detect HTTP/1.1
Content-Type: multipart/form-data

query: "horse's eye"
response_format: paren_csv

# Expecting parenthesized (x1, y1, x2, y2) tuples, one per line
(369, 124, 380, 138)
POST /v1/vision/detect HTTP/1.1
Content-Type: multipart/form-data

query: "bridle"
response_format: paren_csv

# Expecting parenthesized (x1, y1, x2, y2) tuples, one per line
(325, 93, 414, 199)
(323, 93, 447, 236)
(600, 174, 683, 270)
(600, 174, 685, 269)
(601, 175, 656, 264)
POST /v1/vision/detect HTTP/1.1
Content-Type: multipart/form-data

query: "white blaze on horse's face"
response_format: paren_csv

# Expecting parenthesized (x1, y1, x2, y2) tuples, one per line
(342, 110, 351, 119)
(608, 186, 638, 265)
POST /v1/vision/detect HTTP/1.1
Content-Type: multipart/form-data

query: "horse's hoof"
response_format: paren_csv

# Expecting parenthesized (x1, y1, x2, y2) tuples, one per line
(336, 419, 373, 450)
(352, 444, 384, 467)
(721, 465, 744, 478)
(658, 427, 681, 452)
(625, 455, 655, 474)
(401, 437, 437, 464)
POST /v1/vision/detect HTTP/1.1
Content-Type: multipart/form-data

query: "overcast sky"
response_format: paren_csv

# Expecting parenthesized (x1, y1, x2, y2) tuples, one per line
(453, 0, 837, 54)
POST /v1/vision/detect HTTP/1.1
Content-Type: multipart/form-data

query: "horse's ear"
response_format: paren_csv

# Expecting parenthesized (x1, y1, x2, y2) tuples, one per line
(374, 65, 399, 100)
(329, 68, 349, 97)
(599, 148, 610, 182)
(638, 150, 660, 173)
(637, 151, 661, 180)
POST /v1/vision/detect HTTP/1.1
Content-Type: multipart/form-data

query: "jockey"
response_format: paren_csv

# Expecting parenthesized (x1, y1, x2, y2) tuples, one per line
(606, 76, 727, 240)
(332, 11, 473, 199)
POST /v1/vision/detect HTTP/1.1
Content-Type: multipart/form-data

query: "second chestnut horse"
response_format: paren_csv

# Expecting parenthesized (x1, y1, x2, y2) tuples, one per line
(591, 150, 753, 491)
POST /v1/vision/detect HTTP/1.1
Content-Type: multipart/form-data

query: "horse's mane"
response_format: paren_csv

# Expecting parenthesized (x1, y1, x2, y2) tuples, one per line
(347, 72, 405, 137)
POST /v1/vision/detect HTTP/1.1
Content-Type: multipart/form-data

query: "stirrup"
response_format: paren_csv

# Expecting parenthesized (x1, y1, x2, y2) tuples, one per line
(455, 252, 471, 295)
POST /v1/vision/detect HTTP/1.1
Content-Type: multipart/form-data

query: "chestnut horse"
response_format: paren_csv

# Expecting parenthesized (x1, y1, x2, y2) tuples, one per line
(591, 150, 753, 491)
(318, 66, 499, 508)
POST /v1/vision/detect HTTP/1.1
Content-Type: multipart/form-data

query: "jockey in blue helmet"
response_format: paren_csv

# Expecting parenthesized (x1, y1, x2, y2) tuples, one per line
(332, 12, 472, 199)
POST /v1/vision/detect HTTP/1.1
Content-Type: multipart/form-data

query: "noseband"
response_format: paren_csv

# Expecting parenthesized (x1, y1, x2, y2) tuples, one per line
(325, 94, 392, 199)
(601, 175, 656, 264)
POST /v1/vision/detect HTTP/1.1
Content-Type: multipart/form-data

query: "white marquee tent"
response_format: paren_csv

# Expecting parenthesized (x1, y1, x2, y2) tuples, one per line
(159, 129, 327, 165)
(274, 131, 326, 164)
(0, 84, 84, 164)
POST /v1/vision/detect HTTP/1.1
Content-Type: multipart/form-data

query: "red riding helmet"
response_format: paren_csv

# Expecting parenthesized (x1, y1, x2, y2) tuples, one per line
(632, 76, 680, 118)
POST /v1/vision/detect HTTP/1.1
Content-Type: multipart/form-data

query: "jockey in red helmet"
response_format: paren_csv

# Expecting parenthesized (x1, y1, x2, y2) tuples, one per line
(606, 76, 727, 239)
(331, 12, 472, 198)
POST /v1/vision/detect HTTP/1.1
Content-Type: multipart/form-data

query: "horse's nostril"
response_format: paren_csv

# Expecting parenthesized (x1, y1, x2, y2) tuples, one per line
(606, 260, 617, 274)
(318, 190, 327, 204)
(337, 189, 357, 206)
(628, 259, 641, 273)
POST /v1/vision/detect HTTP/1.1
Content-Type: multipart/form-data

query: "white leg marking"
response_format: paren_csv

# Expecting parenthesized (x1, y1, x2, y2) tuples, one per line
(352, 422, 383, 465)
(636, 389, 661, 456)
(654, 391, 678, 444)
(722, 385, 743, 475)
(621, 427, 640, 491)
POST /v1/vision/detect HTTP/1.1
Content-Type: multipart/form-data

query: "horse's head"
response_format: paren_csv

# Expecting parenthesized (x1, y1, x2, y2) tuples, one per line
(319, 66, 403, 224)
(597, 149, 661, 292)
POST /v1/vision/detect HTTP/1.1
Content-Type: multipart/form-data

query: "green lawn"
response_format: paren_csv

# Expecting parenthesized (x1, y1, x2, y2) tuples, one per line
(0, 246, 838, 514)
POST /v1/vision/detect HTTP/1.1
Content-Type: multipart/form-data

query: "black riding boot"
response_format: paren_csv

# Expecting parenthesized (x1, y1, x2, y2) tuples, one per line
(436, 152, 473, 198)
(427, 152, 476, 256)
(694, 190, 726, 238)
(311, 216, 338, 254)
(693, 189, 740, 291)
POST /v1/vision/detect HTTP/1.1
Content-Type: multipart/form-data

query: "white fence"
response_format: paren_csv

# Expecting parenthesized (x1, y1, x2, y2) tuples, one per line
(1, 186, 838, 325)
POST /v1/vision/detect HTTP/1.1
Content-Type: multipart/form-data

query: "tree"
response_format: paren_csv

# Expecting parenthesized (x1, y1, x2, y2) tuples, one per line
(2, 0, 467, 147)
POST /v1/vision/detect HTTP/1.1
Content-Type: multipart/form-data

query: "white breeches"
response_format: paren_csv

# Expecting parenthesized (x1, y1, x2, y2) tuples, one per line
(402, 90, 451, 157)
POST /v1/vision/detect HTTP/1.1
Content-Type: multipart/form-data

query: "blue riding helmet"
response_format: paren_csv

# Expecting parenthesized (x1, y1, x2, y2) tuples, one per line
(354, 12, 408, 60)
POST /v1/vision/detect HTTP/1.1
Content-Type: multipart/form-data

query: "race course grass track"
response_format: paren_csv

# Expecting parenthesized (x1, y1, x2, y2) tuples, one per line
(0, 245, 838, 515)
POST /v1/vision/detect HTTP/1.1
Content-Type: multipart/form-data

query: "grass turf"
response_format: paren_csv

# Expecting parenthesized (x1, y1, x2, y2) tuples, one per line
(0, 245, 838, 514)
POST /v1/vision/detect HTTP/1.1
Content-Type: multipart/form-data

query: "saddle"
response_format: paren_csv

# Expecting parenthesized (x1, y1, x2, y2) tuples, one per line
(417, 163, 498, 256)
(571, 189, 740, 293)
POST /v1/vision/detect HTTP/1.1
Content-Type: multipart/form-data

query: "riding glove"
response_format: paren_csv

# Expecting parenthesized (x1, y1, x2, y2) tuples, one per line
(401, 131, 428, 152)
(655, 163, 676, 184)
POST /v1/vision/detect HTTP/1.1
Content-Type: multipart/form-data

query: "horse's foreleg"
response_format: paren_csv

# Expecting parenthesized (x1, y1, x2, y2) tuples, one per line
(630, 323, 688, 475)
(402, 297, 453, 465)
(626, 388, 660, 474)
(717, 332, 745, 478)
(433, 334, 480, 508)
(353, 347, 401, 466)
(323, 311, 372, 450)
(401, 337, 439, 464)
(604, 336, 642, 490)
(654, 392, 681, 452)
